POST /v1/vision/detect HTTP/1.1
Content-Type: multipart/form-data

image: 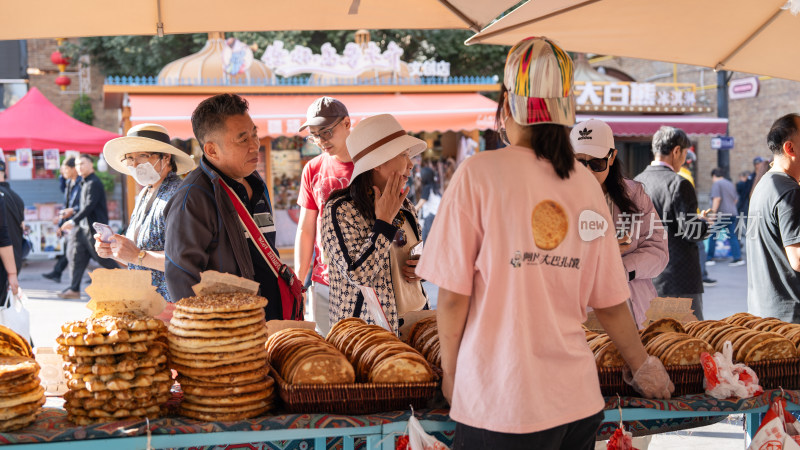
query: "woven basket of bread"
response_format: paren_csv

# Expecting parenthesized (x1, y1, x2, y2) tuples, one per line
(270, 367, 439, 414)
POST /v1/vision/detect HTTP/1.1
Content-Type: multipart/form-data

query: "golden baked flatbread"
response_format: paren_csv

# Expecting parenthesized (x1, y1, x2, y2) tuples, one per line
(170, 359, 266, 377)
(168, 321, 265, 338)
(180, 377, 274, 397)
(170, 349, 267, 369)
(0, 376, 40, 396)
(176, 293, 268, 313)
(0, 324, 32, 357)
(167, 327, 267, 349)
(0, 357, 39, 381)
(180, 399, 272, 414)
(0, 411, 39, 432)
(178, 405, 269, 421)
(0, 386, 44, 408)
(169, 311, 265, 330)
(182, 389, 271, 406)
(0, 396, 45, 421)
(169, 336, 267, 354)
(169, 345, 265, 362)
(531, 200, 568, 250)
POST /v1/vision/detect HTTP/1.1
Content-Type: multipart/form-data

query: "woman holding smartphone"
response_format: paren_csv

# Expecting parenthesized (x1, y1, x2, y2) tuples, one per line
(570, 119, 669, 328)
(96, 124, 195, 302)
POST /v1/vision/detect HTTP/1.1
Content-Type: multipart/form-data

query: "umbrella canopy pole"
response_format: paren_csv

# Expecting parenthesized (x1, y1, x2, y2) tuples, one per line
(466, 0, 602, 44)
(715, 7, 784, 70)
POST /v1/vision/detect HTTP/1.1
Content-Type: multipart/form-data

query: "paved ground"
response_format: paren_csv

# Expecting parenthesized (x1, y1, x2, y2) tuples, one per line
(17, 253, 753, 448)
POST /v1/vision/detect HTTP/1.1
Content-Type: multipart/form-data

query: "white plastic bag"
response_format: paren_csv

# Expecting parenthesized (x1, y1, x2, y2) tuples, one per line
(701, 341, 762, 399)
(0, 288, 31, 343)
(748, 397, 800, 449)
(407, 414, 449, 450)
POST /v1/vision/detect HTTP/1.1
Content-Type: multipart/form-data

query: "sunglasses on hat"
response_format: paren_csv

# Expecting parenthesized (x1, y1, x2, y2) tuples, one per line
(577, 150, 614, 172)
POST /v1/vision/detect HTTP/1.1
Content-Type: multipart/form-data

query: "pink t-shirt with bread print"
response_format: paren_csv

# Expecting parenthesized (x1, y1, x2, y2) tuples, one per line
(416, 146, 630, 434)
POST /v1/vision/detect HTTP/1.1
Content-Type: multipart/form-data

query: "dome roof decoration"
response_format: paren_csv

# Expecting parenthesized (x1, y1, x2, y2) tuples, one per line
(158, 32, 274, 85)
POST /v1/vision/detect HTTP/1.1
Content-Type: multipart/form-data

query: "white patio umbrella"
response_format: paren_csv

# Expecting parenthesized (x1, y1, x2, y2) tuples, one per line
(467, 0, 800, 82)
(0, 0, 517, 40)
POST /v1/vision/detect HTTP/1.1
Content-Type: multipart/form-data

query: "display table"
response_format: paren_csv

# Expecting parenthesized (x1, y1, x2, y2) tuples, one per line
(2, 390, 798, 449)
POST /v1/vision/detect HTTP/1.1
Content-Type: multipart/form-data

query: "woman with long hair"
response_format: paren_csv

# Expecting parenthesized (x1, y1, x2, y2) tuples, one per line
(321, 114, 428, 334)
(416, 37, 673, 449)
(570, 119, 669, 328)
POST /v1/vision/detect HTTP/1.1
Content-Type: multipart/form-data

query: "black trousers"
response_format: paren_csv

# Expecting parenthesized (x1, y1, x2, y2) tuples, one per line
(68, 227, 117, 291)
(452, 411, 604, 450)
(51, 238, 70, 276)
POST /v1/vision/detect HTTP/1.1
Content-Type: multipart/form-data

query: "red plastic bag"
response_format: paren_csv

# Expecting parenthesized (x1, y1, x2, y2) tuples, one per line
(701, 341, 763, 399)
(748, 397, 800, 449)
(606, 427, 637, 450)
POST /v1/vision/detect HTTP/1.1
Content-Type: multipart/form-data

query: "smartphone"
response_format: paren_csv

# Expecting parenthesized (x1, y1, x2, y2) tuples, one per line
(408, 241, 424, 261)
(92, 222, 114, 243)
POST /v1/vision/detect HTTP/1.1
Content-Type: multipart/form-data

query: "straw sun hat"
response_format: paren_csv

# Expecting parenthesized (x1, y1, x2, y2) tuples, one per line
(346, 114, 427, 184)
(103, 123, 196, 175)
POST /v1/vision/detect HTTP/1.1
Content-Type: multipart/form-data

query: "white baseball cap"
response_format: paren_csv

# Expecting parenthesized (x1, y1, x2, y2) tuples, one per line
(570, 119, 615, 158)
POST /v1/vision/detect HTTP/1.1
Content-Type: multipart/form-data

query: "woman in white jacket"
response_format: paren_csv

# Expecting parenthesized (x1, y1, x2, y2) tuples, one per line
(571, 119, 669, 327)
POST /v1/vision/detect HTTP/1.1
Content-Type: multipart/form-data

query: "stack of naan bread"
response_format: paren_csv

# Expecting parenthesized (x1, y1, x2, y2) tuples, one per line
(685, 314, 799, 362)
(327, 318, 433, 383)
(168, 293, 274, 421)
(0, 325, 44, 432)
(405, 317, 441, 369)
(266, 328, 354, 384)
(58, 313, 171, 425)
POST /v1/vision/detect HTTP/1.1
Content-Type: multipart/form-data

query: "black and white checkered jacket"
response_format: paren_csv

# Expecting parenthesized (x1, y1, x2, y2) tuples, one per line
(321, 194, 421, 334)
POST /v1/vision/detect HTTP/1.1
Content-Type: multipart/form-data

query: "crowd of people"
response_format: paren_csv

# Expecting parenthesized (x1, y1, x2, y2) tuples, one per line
(7, 34, 798, 449)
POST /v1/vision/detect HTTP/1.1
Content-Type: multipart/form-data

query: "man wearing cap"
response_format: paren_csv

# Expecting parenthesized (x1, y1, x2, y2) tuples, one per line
(60, 154, 118, 299)
(634, 126, 711, 320)
(164, 94, 283, 319)
(294, 97, 353, 335)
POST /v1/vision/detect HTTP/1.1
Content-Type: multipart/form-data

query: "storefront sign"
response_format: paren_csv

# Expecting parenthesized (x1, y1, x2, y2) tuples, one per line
(261, 41, 450, 78)
(728, 77, 759, 100)
(711, 136, 735, 150)
(576, 81, 696, 107)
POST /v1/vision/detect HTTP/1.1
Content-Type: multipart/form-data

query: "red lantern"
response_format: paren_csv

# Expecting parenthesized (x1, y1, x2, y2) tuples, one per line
(50, 51, 69, 66)
(55, 75, 71, 91)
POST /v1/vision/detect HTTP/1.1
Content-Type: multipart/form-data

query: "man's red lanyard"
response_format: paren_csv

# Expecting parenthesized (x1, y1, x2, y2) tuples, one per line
(219, 179, 305, 315)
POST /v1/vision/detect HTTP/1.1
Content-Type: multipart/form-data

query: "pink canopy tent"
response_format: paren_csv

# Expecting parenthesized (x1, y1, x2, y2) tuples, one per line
(0, 87, 118, 154)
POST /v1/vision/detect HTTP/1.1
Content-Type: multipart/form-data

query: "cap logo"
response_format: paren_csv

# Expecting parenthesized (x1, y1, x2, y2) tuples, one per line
(577, 128, 593, 140)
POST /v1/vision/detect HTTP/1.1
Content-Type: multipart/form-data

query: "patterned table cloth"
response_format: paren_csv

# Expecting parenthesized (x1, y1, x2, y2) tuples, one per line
(2, 390, 795, 445)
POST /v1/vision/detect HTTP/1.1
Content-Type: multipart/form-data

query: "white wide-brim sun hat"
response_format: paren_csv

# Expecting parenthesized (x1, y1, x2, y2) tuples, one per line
(347, 114, 427, 185)
(103, 123, 196, 175)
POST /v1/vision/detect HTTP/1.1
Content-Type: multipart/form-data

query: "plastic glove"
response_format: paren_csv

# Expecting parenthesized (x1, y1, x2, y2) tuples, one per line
(623, 355, 674, 399)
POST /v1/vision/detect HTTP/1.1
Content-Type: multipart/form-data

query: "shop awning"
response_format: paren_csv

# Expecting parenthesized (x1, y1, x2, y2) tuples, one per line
(128, 93, 499, 139)
(577, 114, 728, 137)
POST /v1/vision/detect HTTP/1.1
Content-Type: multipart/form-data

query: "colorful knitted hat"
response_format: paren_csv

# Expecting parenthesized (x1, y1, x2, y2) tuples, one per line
(504, 37, 575, 127)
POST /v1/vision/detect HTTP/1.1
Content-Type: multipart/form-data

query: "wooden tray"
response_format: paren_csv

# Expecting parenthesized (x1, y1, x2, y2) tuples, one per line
(271, 368, 440, 415)
(598, 364, 704, 397)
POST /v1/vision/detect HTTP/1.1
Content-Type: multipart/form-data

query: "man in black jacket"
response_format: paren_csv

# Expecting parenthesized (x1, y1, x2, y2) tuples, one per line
(43, 157, 81, 283)
(164, 94, 282, 318)
(59, 154, 117, 299)
(634, 126, 711, 319)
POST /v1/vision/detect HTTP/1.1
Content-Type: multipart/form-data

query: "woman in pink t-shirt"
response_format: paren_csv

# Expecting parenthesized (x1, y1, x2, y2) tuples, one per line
(416, 37, 674, 450)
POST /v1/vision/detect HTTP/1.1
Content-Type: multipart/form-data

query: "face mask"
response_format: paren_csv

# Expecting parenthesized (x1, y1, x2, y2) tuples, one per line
(128, 160, 161, 186)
